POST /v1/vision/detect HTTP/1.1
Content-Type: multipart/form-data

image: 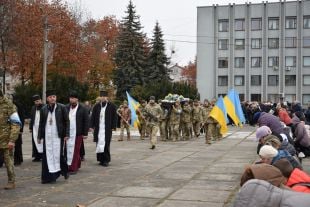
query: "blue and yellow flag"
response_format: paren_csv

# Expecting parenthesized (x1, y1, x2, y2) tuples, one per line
(209, 96, 228, 135)
(126, 91, 140, 128)
(223, 89, 245, 126)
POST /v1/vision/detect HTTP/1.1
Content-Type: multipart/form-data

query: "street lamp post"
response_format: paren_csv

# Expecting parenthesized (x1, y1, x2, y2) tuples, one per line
(42, 16, 48, 103)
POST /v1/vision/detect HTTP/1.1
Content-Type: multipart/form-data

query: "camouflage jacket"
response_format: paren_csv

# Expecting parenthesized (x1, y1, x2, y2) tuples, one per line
(202, 106, 212, 123)
(0, 97, 20, 149)
(170, 105, 182, 125)
(192, 105, 203, 122)
(136, 105, 147, 124)
(145, 103, 161, 126)
(181, 105, 192, 123)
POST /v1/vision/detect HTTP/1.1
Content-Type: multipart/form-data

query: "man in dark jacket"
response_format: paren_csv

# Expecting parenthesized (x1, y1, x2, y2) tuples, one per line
(66, 91, 89, 174)
(38, 89, 70, 184)
(29, 94, 44, 161)
(90, 90, 117, 167)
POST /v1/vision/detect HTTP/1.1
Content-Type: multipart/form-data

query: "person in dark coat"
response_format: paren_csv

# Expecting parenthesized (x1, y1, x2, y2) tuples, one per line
(90, 90, 117, 167)
(29, 95, 44, 161)
(65, 91, 89, 174)
(38, 89, 70, 184)
(12, 96, 24, 166)
(253, 112, 285, 135)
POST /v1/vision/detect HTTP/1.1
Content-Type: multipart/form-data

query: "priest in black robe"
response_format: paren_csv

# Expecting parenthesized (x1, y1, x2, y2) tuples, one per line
(90, 90, 117, 167)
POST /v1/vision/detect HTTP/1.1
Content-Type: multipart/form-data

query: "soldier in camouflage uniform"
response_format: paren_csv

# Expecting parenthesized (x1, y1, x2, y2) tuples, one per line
(136, 100, 147, 140)
(158, 100, 169, 141)
(145, 96, 161, 149)
(169, 100, 182, 141)
(202, 101, 212, 144)
(0, 90, 20, 189)
(181, 100, 192, 140)
(117, 101, 131, 141)
(192, 99, 203, 138)
(206, 99, 219, 142)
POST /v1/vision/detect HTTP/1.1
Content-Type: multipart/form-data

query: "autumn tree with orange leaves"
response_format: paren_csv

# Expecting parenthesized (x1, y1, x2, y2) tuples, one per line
(182, 59, 197, 86)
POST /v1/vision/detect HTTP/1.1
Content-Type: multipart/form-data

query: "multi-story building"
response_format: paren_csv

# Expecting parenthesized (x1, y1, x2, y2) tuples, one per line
(197, 0, 310, 105)
(169, 63, 186, 82)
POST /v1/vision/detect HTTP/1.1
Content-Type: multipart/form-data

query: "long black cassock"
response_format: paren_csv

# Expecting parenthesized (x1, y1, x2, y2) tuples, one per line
(91, 101, 117, 165)
(38, 103, 69, 183)
(29, 104, 44, 160)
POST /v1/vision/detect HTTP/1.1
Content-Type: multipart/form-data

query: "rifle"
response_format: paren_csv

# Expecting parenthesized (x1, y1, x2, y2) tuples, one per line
(117, 111, 130, 127)
(145, 110, 159, 122)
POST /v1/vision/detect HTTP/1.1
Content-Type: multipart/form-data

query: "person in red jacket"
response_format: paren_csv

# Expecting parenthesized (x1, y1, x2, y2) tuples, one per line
(273, 158, 310, 193)
(277, 105, 292, 126)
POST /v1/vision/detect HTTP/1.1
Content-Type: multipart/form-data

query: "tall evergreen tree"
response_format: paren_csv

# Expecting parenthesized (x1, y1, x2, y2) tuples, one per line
(146, 21, 170, 83)
(113, 0, 148, 99)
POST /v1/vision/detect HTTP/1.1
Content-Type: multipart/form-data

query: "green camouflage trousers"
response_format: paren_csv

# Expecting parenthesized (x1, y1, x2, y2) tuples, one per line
(119, 121, 130, 140)
(182, 122, 192, 140)
(159, 121, 168, 141)
(0, 148, 15, 183)
(148, 124, 159, 146)
(170, 124, 180, 141)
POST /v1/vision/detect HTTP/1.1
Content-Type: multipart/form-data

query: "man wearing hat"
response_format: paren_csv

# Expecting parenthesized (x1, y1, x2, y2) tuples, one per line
(90, 90, 117, 167)
(38, 89, 70, 183)
(29, 94, 44, 161)
(66, 91, 89, 174)
(145, 96, 162, 149)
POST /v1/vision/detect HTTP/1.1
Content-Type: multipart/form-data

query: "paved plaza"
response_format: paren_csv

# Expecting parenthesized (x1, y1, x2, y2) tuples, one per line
(1, 125, 310, 207)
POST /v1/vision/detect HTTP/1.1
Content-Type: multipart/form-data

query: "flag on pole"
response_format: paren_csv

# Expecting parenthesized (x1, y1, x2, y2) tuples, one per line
(209, 96, 228, 135)
(126, 91, 140, 128)
(223, 89, 245, 126)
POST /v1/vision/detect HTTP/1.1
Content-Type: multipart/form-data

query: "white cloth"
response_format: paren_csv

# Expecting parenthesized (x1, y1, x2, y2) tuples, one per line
(33, 110, 43, 153)
(67, 105, 78, 165)
(96, 105, 107, 153)
(44, 105, 61, 173)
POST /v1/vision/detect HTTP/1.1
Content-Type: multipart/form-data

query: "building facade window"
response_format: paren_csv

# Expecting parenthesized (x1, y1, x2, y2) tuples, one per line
(268, 38, 279, 48)
(251, 57, 262, 67)
(268, 75, 279, 86)
(251, 94, 261, 102)
(218, 76, 228, 86)
(285, 37, 297, 48)
(304, 16, 310, 29)
(303, 36, 310, 48)
(234, 76, 244, 86)
(285, 75, 296, 86)
(219, 19, 229, 32)
(286, 17, 297, 29)
(251, 75, 261, 86)
(268, 57, 279, 67)
(268, 18, 279, 30)
(304, 56, 310, 66)
(218, 58, 228, 68)
(235, 39, 245, 50)
(303, 94, 310, 105)
(218, 39, 229, 50)
(235, 19, 245, 31)
(235, 57, 245, 68)
(285, 56, 296, 67)
(251, 18, 262, 30)
(303, 75, 310, 85)
(239, 94, 245, 101)
(251, 38, 262, 49)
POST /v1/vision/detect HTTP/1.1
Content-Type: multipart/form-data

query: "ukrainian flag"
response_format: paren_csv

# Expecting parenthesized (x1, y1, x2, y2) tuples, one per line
(223, 89, 245, 126)
(126, 91, 140, 128)
(209, 96, 228, 135)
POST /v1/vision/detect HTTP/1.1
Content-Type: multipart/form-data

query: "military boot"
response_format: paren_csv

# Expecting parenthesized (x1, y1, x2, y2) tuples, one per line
(4, 182, 15, 190)
(127, 133, 131, 141)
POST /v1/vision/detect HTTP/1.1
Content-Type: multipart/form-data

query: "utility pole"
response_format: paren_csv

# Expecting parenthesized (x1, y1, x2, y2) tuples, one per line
(42, 16, 48, 103)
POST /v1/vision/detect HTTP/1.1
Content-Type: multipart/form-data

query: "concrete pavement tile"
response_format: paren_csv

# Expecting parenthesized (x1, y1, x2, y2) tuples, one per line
(88, 196, 159, 207)
(203, 167, 245, 174)
(158, 200, 224, 207)
(112, 186, 174, 198)
(131, 178, 186, 188)
(151, 170, 197, 180)
(196, 173, 240, 181)
(169, 188, 231, 202)
(185, 180, 236, 191)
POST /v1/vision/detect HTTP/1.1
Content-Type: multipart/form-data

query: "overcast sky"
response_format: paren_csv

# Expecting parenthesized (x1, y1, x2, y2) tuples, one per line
(71, 0, 292, 65)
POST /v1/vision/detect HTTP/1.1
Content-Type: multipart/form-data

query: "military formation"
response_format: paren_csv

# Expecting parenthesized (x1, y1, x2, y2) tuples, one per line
(122, 96, 224, 149)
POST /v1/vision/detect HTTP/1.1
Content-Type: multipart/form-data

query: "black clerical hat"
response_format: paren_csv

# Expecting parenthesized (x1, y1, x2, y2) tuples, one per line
(100, 90, 108, 97)
(32, 94, 41, 101)
(69, 90, 79, 99)
(46, 89, 56, 97)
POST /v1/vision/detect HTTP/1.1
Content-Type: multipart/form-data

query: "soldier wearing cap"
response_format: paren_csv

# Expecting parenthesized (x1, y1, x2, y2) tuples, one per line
(29, 94, 44, 161)
(38, 89, 70, 183)
(137, 100, 148, 140)
(117, 100, 131, 141)
(0, 90, 20, 189)
(145, 96, 161, 149)
(90, 90, 117, 166)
